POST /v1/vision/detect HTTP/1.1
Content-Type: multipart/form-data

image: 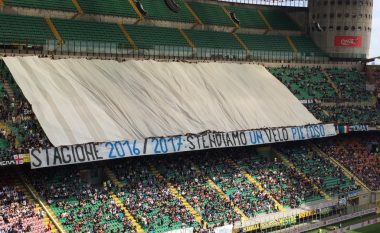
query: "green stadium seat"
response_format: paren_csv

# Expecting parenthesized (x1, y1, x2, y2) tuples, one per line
(188, 1, 234, 27)
(237, 34, 292, 52)
(185, 29, 241, 49)
(291, 36, 324, 56)
(139, 0, 196, 23)
(0, 14, 54, 45)
(125, 24, 190, 49)
(77, 0, 138, 18)
(52, 19, 130, 47)
(4, 0, 76, 12)
(225, 6, 266, 29)
(261, 9, 299, 30)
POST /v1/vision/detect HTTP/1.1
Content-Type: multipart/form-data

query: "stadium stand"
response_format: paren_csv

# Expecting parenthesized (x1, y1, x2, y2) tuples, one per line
(225, 6, 267, 29)
(231, 149, 324, 206)
(77, 0, 138, 18)
(237, 34, 293, 52)
(317, 134, 380, 191)
(52, 19, 130, 46)
(0, 169, 50, 233)
(27, 166, 138, 232)
(269, 66, 337, 100)
(155, 155, 241, 226)
(260, 9, 299, 30)
(3, 0, 77, 12)
(307, 104, 379, 125)
(224, 6, 266, 29)
(191, 150, 278, 218)
(138, 0, 196, 23)
(125, 24, 190, 49)
(0, 61, 52, 157)
(184, 29, 242, 49)
(111, 159, 198, 232)
(0, 14, 54, 45)
(326, 68, 372, 101)
(187, 2, 234, 27)
(278, 143, 360, 197)
(290, 36, 325, 57)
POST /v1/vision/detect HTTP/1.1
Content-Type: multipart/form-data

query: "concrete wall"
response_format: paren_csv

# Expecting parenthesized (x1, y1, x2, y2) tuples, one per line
(308, 0, 373, 59)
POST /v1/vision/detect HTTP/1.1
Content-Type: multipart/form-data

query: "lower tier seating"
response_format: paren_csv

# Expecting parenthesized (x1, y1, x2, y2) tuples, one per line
(317, 133, 380, 191)
(231, 149, 323, 206)
(27, 166, 138, 232)
(278, 143, 360, 197)
(111, 159, 198, 232)
(0, 169, 50, 233)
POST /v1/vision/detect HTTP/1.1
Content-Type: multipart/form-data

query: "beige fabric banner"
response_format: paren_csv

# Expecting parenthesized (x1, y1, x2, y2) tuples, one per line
(3, 57, 320, 146)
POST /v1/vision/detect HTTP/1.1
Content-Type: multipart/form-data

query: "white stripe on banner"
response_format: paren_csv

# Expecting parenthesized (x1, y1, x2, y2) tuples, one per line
(30, 124, 336, 169)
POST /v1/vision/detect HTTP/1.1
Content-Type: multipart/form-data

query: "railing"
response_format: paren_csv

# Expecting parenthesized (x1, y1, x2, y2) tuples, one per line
(0, 38, 333, 63)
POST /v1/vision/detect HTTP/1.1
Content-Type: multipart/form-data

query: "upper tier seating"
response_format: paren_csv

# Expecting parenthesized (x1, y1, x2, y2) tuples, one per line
(28, 167, 138, 232)
(185, 29, 242, 49)
(261, 9, 299, 30)
(317, 134, 380, 191)
(237, 34, 292, 52)
(77, 0, 137, 18)
(269, 67, 337, 100)
(326, 68, 372, 101)
(0, 169, 50, 233)
(125, 24, 190, 49)
(188, 2, 234, 27)
(111, 159, 198, 232)
(53, 19, 130, 47)
(4, 0, 76, 12)
(291, 36, 325, 57)
(139, 0, 196, 23)
(0, 14, 54, 45)
(225, 6, 267, 29)
(278, 144, 360, 196)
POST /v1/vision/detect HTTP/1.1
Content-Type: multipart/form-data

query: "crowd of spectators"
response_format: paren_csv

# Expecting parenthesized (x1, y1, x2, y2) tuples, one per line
(306, 104, 379, 125)
(155, 155, 241, 228)
(0, 61, 52, 159)
(277, 143, 360, 197)
(231, 148, 323, 206)
(192, 149, 277, 218)
(326, 68, 372, 102)
(269, 66, 337, 101)
(1, 140, 372, 232)
(317, 133, 380, 191)
(27, 166, 137, 233)
(111, 159, 198, 232)
(0, 169, 50, 233)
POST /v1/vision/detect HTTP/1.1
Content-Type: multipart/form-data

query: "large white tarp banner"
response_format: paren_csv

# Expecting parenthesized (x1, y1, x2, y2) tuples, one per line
(29, 124, 336, 169)
(3, 57, 321, 146)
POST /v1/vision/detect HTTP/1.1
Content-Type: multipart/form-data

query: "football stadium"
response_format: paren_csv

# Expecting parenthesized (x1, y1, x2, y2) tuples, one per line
(0, 0, 379, 232)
